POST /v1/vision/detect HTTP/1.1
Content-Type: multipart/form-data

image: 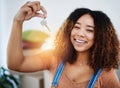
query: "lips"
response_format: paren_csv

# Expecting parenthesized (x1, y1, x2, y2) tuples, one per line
(76, 39, 86, 43)
(74, 38, 87, 45)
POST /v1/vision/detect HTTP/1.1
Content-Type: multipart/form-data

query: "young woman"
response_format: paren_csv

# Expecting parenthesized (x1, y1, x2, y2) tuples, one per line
(7, 1, 120, 88)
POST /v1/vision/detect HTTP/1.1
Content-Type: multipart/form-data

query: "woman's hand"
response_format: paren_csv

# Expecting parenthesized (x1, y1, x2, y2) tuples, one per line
(14, 1, 47, 23)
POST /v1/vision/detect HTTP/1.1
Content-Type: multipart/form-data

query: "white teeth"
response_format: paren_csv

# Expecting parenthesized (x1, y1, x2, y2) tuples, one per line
(76, 39, 86, 43)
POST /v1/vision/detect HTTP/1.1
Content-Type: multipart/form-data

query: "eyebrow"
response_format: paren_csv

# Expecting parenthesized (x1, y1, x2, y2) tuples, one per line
(75, 22, 95, 28)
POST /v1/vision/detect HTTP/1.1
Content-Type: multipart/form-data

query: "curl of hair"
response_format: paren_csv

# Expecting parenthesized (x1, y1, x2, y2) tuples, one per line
(54, 8, 120, 72)
(90, 11, 120, 72)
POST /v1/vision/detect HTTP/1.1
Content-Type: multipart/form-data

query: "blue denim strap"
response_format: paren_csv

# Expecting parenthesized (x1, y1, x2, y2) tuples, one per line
(87, 69, 102, 88)
(51, 62, 64, 87)
(52, 62, 102, 88)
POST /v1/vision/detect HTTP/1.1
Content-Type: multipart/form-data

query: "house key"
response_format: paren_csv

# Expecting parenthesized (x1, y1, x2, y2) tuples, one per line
(41, 18, 51, 32)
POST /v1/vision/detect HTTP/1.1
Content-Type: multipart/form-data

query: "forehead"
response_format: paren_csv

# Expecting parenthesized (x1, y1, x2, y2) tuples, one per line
(76, 14, 94, 26)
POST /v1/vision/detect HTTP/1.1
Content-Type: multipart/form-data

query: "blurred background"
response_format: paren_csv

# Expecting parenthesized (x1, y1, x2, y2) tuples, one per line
(0, 0, 120, 88)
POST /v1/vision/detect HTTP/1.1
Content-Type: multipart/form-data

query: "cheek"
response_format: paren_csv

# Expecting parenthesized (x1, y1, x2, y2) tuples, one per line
(88, 34, 94, 43)
(71, 29, 77, 36)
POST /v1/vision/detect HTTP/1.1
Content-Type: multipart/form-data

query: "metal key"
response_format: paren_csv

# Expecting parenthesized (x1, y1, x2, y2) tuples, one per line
(41, 18, 51, 32)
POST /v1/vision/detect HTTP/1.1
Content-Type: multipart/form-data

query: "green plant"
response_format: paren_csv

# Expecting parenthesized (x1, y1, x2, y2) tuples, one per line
(0, 67, 19, 88)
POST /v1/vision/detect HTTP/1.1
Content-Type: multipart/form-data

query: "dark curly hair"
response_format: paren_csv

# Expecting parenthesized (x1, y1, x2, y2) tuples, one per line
(54, 8, 120, 72)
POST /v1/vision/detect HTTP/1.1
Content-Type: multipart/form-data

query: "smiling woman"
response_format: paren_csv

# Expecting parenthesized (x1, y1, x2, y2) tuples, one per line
(70, 14, 95, 53)
(7, 1, 120, 87)
(0, 0, 120, 88)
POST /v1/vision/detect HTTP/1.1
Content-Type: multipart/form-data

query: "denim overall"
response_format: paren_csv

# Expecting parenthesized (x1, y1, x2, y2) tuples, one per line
(51, 62, 102, 88)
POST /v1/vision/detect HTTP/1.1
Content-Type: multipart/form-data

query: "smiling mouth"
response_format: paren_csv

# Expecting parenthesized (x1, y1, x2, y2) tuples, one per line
(74, 39, 88, 45)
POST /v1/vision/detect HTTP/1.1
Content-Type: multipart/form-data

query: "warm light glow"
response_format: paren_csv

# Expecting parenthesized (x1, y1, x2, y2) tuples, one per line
(39, 23, 57, 50)
(41, 37, 55, 50)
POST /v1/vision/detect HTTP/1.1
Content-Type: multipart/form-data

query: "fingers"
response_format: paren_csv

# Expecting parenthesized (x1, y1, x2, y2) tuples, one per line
(14, 1, 47, 22)
(26, 1, 47, 18)
(26, 1, 40, 12)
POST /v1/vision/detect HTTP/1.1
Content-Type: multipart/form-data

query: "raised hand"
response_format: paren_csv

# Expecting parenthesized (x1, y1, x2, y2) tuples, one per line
(14, 1, 47, 23)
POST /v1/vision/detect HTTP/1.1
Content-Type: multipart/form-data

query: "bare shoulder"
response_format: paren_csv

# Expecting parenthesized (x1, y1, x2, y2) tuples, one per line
(101, 68, 118, 78)
(100, 68, 120, 88)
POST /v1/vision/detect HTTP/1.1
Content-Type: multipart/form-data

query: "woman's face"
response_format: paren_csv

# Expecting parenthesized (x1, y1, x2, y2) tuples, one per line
(70, 14, 95, 53)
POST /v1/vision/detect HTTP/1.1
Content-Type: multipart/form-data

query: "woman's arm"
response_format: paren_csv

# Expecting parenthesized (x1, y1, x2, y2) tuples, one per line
(7, 1, 49, 72)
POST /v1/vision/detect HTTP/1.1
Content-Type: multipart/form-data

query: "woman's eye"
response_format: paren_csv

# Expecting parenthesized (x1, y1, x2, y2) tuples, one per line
(87, 29, 94, 32)
(74, 26, 80, 29)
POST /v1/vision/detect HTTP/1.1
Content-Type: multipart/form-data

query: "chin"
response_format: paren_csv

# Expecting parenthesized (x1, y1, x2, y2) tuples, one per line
(74, 47, 90, 53)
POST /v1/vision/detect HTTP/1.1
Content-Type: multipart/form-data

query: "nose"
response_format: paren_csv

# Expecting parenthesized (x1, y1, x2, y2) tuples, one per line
(77, 29, 85, 37)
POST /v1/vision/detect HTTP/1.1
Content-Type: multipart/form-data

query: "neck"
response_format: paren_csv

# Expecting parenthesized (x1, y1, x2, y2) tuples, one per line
(75, 52, 90, 65)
